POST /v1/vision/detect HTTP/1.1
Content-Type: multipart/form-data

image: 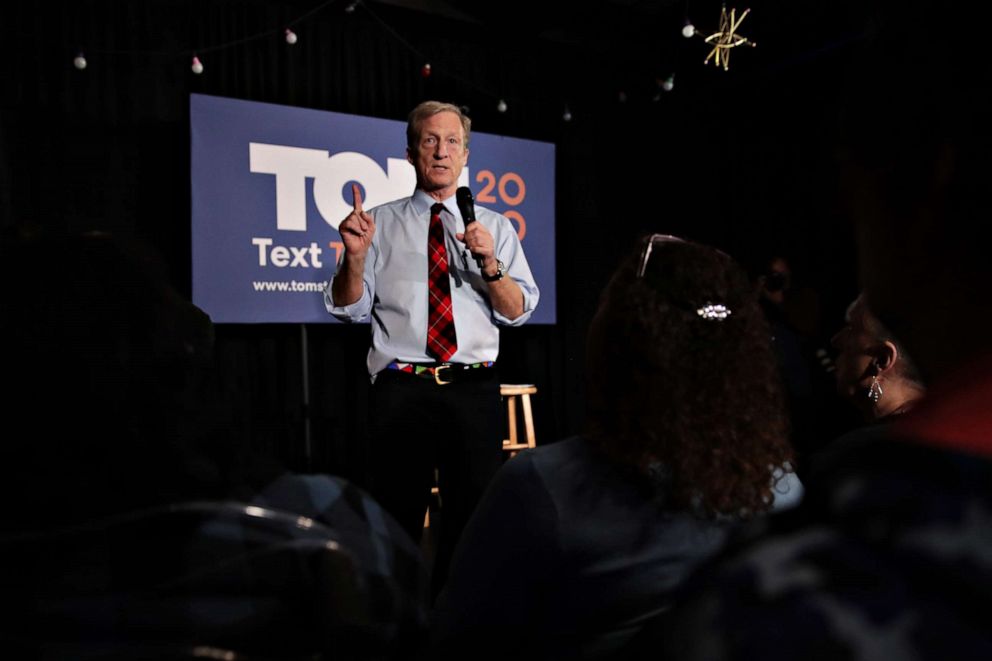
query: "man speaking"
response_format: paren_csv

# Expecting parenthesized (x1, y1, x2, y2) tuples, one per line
(324, 100, 539, 597)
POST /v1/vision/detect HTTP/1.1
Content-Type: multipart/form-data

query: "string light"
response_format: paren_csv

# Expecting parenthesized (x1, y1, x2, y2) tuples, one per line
(61, 0, 721, 120)
(63, 2, 345, 79)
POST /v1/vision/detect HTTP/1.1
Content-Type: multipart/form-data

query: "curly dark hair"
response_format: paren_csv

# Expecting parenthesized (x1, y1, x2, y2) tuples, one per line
(584, 235, 793, 517)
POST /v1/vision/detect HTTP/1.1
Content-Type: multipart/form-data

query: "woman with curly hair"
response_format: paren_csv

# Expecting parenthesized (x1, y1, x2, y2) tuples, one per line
(431, 234, 799, 659)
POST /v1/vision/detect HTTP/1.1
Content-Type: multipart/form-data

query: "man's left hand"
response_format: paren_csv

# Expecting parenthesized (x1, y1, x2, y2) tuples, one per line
(456, 224, 496, 270)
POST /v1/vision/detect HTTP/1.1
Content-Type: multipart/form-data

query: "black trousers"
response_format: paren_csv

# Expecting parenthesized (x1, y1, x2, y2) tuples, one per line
(367, 368, 503, 599)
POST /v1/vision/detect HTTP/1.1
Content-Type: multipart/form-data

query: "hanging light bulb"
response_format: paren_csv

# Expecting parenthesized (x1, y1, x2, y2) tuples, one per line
(285, 29, 298, 45)
(662, 74, 675, 92)
(497, 99, 507, 113)
(73, 52, 87, 70)
(682, 20, 696, 38)
(562, 106, 572, 122)
(421, 62, 432, 78)
(344, 1, 359, 12)
(191, 56, 204, 75)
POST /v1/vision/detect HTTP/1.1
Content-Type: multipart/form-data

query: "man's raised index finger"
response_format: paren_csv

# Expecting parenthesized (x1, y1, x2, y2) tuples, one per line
(352, 183, 363, 213)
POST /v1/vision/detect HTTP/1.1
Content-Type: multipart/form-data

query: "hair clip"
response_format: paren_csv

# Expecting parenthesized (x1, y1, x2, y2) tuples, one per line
(696, 303, 732, 320)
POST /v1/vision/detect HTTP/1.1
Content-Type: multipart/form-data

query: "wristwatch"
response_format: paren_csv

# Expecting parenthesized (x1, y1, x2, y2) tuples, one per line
(482, 259, 506, 282)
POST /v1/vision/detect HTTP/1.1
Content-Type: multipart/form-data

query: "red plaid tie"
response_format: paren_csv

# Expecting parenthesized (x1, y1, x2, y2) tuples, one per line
(426, 203, 457, 362)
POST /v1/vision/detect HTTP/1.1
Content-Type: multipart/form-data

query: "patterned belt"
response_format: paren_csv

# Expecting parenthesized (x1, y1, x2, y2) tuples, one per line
(386, 361, 495, 385)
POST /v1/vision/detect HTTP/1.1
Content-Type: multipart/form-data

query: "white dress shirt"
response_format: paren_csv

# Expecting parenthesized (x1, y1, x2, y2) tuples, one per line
(325, 189, 540, 379)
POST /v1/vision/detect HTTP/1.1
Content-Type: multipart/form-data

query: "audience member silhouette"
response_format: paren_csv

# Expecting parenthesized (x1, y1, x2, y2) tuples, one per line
(831, 293, 925, 422)
(801, 292, 927, 496)
(753, 251, 858, 476)
(0, 229, 428, 659)
(627, 3, 992, 658)
(431, 234, 799, 659)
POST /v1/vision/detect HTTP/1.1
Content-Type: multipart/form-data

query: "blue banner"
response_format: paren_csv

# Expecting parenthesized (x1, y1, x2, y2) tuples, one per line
(190, 94, 556, 323)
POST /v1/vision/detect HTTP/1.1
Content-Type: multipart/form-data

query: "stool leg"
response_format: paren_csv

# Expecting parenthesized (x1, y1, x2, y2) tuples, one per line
(506, 395, 518, 445)
(522, 394, 536, 448)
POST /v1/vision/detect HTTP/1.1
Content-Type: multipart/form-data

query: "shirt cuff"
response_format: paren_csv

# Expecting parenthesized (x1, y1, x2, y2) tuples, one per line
(324, 281, 372, 322)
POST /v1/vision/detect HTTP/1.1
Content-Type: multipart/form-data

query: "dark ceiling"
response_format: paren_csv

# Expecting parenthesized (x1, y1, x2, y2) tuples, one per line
(374, 0, 872, 62)
(377, 0, 682, 36)
(364, 0, 876, 114)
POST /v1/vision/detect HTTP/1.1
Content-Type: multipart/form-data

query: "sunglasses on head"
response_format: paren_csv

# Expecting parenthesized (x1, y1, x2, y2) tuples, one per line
(635, 234, 735, 321)
(637, 234, 687, 278)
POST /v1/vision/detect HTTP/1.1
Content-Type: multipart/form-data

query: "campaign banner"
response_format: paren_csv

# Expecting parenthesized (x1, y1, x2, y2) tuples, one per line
(190, 94, 556, 324)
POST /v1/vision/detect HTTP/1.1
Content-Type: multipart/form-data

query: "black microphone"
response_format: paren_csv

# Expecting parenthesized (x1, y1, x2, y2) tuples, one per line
(456, 186, 485, 269)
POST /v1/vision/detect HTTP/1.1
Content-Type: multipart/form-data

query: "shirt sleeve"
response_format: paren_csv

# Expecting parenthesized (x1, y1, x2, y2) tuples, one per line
(324, 237, 376, 323)
(492, 215, 540, 326)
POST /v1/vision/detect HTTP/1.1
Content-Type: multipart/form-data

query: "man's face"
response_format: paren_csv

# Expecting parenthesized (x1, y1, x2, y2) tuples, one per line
(407, 111, 469, 196)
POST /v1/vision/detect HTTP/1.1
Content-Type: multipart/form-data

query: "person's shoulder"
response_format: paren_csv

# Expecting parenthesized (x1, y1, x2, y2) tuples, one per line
(491, 437, 587, 494)
(253, 472, 423, 557)
(804, 423, 893, 480)
(514, 435, 586, 469)
(507, 436, 632, 506)
(473, 204, 515, 229)
(369, 194, 415, 218)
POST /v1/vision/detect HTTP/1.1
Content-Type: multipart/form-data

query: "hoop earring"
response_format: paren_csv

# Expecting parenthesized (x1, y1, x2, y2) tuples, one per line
(868, 375, 883, 403)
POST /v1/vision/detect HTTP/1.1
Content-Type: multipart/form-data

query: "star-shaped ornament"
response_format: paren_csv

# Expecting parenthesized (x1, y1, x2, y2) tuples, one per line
(703, 6, 756, 71)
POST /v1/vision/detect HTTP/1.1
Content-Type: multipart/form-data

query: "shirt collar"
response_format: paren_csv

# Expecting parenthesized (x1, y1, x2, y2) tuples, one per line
(412, 189, 457, 217)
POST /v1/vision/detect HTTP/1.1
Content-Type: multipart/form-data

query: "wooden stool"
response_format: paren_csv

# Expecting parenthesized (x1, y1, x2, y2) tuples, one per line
(501, 384, 538, 457)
